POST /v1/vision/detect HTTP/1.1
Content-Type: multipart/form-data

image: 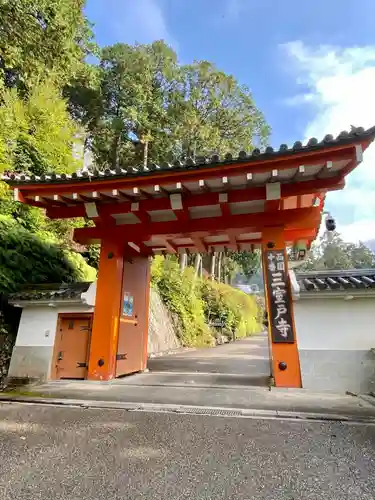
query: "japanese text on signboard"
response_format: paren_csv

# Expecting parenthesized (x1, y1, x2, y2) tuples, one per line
(265, 250, 295, 343)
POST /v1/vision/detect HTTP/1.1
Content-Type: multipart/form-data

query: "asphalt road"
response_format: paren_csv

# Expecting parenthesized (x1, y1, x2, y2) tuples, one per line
(148, 334, 271, 385)
(0, 403, 374, 499)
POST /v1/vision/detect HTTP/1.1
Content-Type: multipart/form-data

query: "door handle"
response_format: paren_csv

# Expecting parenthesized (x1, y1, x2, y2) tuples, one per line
(57, 351, 63, 361)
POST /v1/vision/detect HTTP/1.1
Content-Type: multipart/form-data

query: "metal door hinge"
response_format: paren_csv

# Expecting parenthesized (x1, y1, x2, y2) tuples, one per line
(76, 362, 88, 368)
(116, 354, 127, 360)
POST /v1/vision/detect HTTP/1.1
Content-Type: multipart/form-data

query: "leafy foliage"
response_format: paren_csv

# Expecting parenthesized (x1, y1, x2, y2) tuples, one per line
(151, 256, 212, 346)
(301, 232, 375, 271)
(67, 41, 270, 169)
(151, 256, 261, 346)
(0, 80, 82, 175)
(201, 280, 261, 339)
(230, 250, 260, 280)
(0, 215, 95, 293)
(0, 4, 267, 353)
(0, 0, 96, 90)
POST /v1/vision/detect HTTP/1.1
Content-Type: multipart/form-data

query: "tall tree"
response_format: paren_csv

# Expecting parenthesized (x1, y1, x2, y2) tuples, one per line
(0, 0, 95, 90)
(86, 41, 178, 169)
(0, 79, 82, 175)
(301, 232, 375, 270)
(168, 61, 269, 158)
(71, 41, 270, 169)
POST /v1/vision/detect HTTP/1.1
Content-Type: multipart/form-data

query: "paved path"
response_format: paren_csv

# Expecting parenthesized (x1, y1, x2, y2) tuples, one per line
(148, 333, 271, 386)
(0, 403, 374, 499)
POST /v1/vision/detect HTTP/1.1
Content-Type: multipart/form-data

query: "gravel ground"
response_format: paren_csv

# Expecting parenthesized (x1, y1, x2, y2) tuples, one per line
(0, 403, 374, 499)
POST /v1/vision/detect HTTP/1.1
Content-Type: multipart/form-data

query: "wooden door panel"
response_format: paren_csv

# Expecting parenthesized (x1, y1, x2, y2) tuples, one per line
(116, 258, 150, 377)
(55, 316, 92, 379)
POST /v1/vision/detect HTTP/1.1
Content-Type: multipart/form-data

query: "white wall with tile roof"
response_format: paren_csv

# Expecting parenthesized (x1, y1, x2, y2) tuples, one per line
(294, 297, 375, 392)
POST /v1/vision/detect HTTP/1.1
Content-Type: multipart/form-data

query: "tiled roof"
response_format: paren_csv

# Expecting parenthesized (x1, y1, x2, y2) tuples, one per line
(9, 282, 92, 303)
(296, 269, 375, 293)
(2, 126, 375, 186)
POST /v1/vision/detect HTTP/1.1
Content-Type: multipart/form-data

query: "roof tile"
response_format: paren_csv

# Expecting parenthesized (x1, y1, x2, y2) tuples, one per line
(3, 125, 375, 187)
(296, 269, 375, 293)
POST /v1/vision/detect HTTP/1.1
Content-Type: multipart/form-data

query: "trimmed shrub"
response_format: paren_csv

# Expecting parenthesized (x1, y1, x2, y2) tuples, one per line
(151, 256, 213, 347)
(0, 215, 96, 293)
(151, 256, 262, 347)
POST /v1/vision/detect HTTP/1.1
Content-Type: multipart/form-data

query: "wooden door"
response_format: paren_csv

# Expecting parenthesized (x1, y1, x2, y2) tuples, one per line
(116, 258, 151, 377)
(54, 315, 92, 379)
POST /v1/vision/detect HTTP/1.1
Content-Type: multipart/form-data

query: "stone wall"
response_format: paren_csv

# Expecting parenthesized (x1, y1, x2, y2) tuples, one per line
(148, 287, 181, 355)
(0, 318, 16, 390)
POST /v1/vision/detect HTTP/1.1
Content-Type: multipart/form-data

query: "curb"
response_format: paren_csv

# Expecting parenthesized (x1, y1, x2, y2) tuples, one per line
(1, 396, 375, 424)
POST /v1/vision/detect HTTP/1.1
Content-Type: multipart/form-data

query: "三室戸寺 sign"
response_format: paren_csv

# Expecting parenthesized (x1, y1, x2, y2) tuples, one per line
(265, 249, 295, 343)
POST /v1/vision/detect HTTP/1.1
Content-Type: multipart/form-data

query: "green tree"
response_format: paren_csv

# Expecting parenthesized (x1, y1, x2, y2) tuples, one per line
(88, 41, 178, 169)
(71, 41, 270, 169)
(169, 61, 269, 158)
(230, 250, 260, 280)
(0, 0, 95, 90)
(301, 232, 375, 270)
(0, 79, 82, 175)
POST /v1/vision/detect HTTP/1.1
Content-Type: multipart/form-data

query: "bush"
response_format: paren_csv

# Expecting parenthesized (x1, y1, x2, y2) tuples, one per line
(151, 256, 213, 347)
(201, 279, 261, 340)
(0, 215, 96, 293)
(151, 256, 262, 347)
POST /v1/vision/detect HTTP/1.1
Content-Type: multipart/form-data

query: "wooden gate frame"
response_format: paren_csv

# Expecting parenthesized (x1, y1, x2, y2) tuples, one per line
(51, 312, 93, 380)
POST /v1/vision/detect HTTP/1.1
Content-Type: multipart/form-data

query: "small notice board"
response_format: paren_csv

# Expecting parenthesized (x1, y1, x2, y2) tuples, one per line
(123, 293, 134, 317)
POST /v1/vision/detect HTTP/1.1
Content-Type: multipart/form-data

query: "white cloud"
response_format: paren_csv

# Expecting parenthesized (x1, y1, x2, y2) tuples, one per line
(98, 0, 176, 48)
(282, 40, 375, 242)
(128, 0, 175, 46)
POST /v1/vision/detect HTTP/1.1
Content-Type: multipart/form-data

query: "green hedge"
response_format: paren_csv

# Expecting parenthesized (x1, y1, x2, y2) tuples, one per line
(201, 279, 261, 339)
(151, 256, 213, 346)
(151, 256, 262, 347)
(0, 215, 96, 293)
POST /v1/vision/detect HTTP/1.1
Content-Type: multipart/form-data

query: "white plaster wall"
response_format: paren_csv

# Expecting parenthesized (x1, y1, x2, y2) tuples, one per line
(294, 298, 375, 351)
(294, 297, 375, 393)
(15, 305, 93, 347)
(15, 307, 59, 347)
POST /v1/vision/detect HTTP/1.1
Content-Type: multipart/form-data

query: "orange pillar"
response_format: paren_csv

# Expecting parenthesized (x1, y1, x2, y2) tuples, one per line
(87, 238, 124, 381)
(262, 227, 302, 388)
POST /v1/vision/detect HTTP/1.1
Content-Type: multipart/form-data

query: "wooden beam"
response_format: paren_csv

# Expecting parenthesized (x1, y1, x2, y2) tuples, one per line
(46, 176, 344, 221)
(228, 232, 238, 250)
(74, 207, 320, 245)
(317, 161, 333, 179)
(198, 179, 210, 192)
(293, 165, 306, 181)
(191, 235, 208, 253)
(117, 190, 135, 201)
(265, 200, 281, 212)
(135, 211, 151, 223)
(163, 239, 178, 253)
(270, 169, 278, 181)
(219, 193, 231, 217)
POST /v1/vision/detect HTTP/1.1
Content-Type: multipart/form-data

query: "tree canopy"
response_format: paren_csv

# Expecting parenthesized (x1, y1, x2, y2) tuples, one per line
(67, 41, 270, 169)
(0, 80, 82, 175)
(301, 232, 375, 271)
(0, 4, 270, 295)
(0, 0, 96, 90)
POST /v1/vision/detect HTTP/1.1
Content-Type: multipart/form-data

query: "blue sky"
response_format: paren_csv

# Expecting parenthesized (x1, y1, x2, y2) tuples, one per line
(85, 0, 375, 241)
